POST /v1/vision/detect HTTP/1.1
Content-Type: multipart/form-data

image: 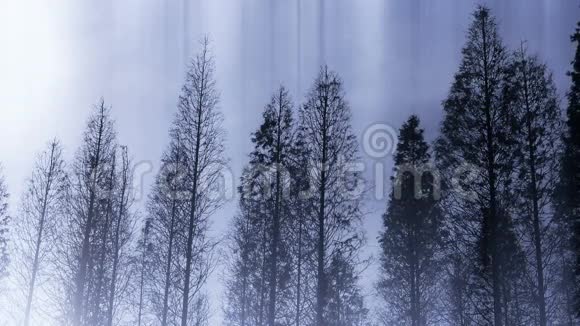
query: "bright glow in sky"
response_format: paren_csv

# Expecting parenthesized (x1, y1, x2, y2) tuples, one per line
(0, 0, 81, 197)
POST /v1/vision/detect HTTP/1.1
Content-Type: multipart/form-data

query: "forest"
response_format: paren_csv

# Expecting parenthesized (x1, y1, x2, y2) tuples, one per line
(0, 5, 579, 326)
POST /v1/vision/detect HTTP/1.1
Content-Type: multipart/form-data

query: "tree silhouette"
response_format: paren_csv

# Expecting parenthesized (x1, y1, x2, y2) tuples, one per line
(378, 115, 445, 326)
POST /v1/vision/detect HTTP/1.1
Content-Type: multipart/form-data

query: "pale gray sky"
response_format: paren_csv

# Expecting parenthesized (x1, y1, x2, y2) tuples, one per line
(0, 0, 578, 324)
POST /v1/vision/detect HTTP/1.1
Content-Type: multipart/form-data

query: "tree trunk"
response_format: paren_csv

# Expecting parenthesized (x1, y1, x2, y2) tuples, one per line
(181, 65, 204, 326)
(481, 14, 503, 326)
(73, 112, 105, 326)
(91, 153, 117, 326)
(107, 154, 128, 326)
(295, 210, 303, 326)
(267, 89, 284, 326)
(316, 86, 328, 326)
(23, 144, 57, 326)
(162, 142, 181, 326)
(137, 222, 149, 326)
(521, 56, 548, 326)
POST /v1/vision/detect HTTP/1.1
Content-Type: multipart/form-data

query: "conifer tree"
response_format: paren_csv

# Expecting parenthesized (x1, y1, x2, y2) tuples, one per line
(435, 7, 517, 325)
(251, 86, 295, 326)
(105, 146, 135, 326)
(378, 115, 444, 326)
(175, 37, 225, 326)
(225, 86, 296, 326)
(557, 21, 580, 320)
(14, 140, 67, 326)
(224, 171, 269, 326)
(65, 99, 118, 326)
(147, 37, 224, 326)
(176, 37, 225, 326)
(147, 133, 187, 326)
(510, 46, 562, 326)
(325, 251, 368, 326)
(287, 131, 317, 326)
(300, 66, 365, 326)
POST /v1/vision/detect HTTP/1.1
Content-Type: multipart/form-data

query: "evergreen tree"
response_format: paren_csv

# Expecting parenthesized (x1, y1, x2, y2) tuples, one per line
(558, 20, 580, 320)
(378, 115, 445, 326)
(252, 86, 295, 326)
(225, 86, 296, 326)
(510, 46, 562, 326)
(443, 254, 470, 326)
(326, 251, 368, 326)
(435, 6, 517, 326)
(287, 130, 317, 326)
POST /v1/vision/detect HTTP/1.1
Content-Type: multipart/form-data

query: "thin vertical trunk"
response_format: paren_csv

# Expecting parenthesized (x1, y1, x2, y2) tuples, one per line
(137, 223, 149, 326)
(259, 217, 268, 326)
(295, 210, 303, 326)
(181, 58, 205, 326)
(502, 282, 509, 326)
(521, 55, 548, 326)
(107, 151, 128, 326)
(240, 217, 250, 326)
(295, 7, 303, 322)
(74, 111, 105, 326)
(240, 271, 247, 326)
(564, 260, 574, 324)
(335, 259, 342, 325)
(23, 144, 57, 326)
(267, 89, 284, 326)
(162, 139, 181, 326)
(161, 201, 177, 326)
(91, 153, 117, 326)
(481, 15, 503, 326)
(410, 250, 416, 326)
(316, 75, 329, 326)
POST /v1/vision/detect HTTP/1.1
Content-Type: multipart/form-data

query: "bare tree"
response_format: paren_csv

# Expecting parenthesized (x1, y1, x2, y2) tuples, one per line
(0, 166, 9, 296)
(134, 218, 152, 326)
(13, 140, 66, 326)
(176, 37, 226, 326)
(62, 99, 117, 326)
(224, 200, 255, 326)
(145, 38, 224, 326)
(106, 146, 136, 326)
(299, 66, 365, 326)
(148, 133, 188, 326)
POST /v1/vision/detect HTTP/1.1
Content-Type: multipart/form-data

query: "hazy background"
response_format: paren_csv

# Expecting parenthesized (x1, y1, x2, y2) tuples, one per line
(0, 0, 578, 324)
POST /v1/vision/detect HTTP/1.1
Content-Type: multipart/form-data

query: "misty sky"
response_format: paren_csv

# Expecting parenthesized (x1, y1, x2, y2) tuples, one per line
(0, 0, 578, 323)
